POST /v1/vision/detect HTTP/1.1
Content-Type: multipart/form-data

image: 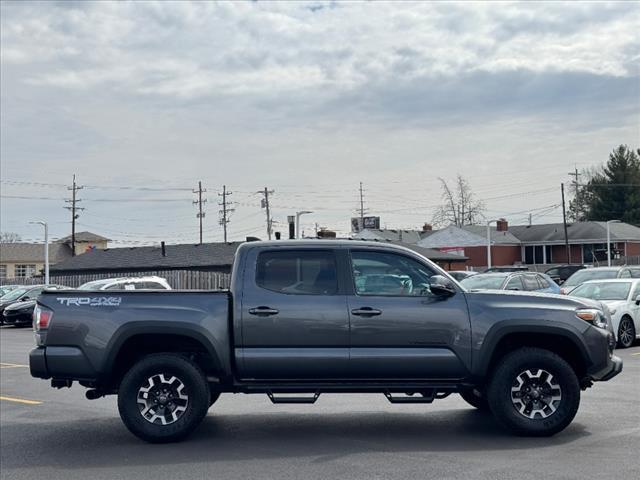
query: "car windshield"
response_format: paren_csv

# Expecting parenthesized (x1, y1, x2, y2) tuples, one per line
(571, 282, 631, 301)
(78, 280, 111, 290)
(564, 269, 618, 287)
(460, 274, 507, 290)
(0, 287, 29, 301)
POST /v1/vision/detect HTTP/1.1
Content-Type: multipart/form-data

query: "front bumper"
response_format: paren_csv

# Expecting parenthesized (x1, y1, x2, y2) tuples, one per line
(3, 310, 33, 325)
(589, 354, 623, 382)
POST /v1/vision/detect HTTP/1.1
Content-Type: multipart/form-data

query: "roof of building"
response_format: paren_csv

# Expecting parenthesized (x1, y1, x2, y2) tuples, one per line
(508, 222, 640, 244)
(352, 228, 432, 244)
(0, 243, 73, 264)
(461, 225, 522, 244)
(56, 231, 110, 244)
(51, 242, 241, 272)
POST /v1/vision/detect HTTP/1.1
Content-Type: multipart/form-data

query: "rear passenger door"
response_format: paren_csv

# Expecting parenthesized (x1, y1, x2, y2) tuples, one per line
(237, 248, 350, 380)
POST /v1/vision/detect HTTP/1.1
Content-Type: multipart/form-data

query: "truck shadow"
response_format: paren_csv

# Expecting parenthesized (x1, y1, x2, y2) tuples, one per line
(0, 409, 591, 470)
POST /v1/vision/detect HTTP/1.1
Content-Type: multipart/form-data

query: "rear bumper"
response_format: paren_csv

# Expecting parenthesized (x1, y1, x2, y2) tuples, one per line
(30, 346, 97, 380)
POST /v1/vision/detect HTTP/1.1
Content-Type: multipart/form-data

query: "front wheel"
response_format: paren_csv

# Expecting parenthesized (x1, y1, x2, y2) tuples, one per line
(118, 354, 210, 443)
(487, 347, 580, 437)
(617, 316, 636, 348)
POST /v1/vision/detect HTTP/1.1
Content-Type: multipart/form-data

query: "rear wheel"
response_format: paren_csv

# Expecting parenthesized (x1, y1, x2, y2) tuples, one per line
(487, 347, 580, 436)
(459, 388, 489, 411)
(118, 353, 210, 443)
(617, 316, 636, 348)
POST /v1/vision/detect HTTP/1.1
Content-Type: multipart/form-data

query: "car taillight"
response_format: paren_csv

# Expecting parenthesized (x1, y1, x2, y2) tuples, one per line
(33, 305, 53, 331)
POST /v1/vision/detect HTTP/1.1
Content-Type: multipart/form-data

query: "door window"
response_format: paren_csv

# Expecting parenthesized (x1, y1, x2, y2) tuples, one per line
(256, 250, 338, 295)
(619, 269, 632, 278)
(350, 251, 436, 296)
(522, 274, 541, 291)
(536, 274, 550, 289)
(630, 283, 640, 301)
(505, 276, 524, 290)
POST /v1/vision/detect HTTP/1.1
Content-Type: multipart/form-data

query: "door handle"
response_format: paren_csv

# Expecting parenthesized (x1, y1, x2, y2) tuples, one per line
(248, 306, 280, 316)
(351, 307, 382, 317)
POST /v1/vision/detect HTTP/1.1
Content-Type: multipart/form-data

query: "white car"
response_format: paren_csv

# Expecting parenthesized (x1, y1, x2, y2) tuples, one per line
(569, 278, 640, 348)
(78, 276, 172, 291)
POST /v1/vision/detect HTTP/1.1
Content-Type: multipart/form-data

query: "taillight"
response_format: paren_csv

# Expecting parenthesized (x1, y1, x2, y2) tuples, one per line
(33, 305, 53, 331)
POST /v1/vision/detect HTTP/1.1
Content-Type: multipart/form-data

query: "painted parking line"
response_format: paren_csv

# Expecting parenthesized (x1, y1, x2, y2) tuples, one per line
(0, 362, 29, 369)
(0, 395, 42, 405)
(631, 352, 640, 356)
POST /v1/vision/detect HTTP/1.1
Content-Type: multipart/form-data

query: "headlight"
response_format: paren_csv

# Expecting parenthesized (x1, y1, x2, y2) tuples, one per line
(576, 308, 607, 329)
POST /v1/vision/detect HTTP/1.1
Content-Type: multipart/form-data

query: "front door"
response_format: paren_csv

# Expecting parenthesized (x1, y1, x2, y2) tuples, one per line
(347, 249, 472, 380)
(237, 248, 350, 380)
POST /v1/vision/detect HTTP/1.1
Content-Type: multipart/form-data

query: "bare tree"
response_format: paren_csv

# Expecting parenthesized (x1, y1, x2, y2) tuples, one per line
(0, 232, 22, 243)
(432, 175, 485, 227)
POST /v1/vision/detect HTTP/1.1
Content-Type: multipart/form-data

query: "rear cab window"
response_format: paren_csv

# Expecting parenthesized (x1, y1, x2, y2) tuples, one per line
(256, 250, 338, 295)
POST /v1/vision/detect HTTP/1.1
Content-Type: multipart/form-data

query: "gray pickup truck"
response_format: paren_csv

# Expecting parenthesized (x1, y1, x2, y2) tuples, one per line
(30, 240, 622, 443)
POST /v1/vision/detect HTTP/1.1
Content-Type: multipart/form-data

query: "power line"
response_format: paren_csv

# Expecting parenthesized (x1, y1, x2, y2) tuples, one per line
(193, 181, 207, 245)
(218, 185, 235, 243)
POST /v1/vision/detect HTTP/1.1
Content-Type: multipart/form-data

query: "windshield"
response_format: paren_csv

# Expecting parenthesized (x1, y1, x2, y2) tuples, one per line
(78, 280, 110, 290)
(564, 269, 618, 287)
(0, 287, 29, 302)
(571, 282, 631, 301)
(460, 274, 507, 290)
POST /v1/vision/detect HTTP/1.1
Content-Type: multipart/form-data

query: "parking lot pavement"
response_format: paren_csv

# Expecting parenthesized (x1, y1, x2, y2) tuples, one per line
(1, 327, 638, 480)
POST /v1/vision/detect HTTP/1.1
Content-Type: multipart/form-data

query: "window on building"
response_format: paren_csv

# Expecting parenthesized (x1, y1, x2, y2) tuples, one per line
(0, 265, 6, 279)
(524, 246, 544, 265)
(14, 264, 37, 278)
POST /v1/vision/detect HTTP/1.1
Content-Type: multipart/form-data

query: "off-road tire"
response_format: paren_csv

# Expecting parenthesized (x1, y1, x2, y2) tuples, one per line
(487, 347, 580, 437)
(118, 353, 210, 443)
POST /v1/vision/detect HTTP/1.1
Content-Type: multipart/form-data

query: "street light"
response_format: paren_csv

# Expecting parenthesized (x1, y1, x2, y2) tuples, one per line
(295, 211, 313, 239)
(486, 219, 499, 270)
(606, 220, 621, 267)
(29, 221, 49, 284)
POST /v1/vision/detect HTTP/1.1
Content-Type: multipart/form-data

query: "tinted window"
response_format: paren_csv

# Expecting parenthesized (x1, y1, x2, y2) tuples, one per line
(522, 274, 541, 291)
(461, 274, 508, 290)
(630, 268, 640, 279)
(545, 268, 559, 277)
(256, 250, 338, 295)
(505, 276, 524, 290)
(141, 282, 166, 290)
(105, 283, 126, 290)
(350, 251, 436, 296)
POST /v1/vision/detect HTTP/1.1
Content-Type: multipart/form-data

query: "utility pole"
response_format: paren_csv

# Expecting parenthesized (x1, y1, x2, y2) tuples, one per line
(64, 174, 84, 256)
(568, 166, 581, 220)
(561, 183, 570, 264)
(258, 187, 274, 240)
(193, 181, 207, 245)
(218, 185, 234, 243)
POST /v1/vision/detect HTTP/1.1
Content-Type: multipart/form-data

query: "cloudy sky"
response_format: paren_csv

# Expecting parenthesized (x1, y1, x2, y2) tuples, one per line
(1, 0, 638, 245)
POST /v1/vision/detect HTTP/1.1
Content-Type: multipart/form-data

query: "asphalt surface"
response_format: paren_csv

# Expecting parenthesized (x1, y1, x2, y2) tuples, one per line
(1, 326, 638, 480)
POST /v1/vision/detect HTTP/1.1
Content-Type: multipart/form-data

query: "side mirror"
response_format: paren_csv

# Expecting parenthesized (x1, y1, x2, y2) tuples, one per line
(21, 296, 30, 301)
(636, 295, 640, 306)
(430, 275, 456, 297)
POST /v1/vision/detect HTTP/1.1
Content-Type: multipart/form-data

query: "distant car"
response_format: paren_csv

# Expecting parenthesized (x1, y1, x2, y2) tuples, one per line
(461, 272, 560, 294)
(2, 285, 69, 327)
(0, 284, 67, 326)
(544, 265, 587, 285)
(448, 271, 478, 282)
(560, 266, 639, 295)
(570, 279, 640, 348)
(78, 276, 172, 291)
(484, 266, 529, 273)
(0, 285, 21, 298)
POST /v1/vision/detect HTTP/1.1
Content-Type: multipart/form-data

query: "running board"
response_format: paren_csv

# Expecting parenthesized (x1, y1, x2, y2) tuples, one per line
(267, 391, 320, 404)
(385, 390, 437, 404)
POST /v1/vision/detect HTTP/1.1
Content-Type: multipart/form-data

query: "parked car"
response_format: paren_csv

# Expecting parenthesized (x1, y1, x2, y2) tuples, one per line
(30, 240, 621, 443)
(448, 270, 478, 282)
(0, 285, 66, 326)
(0, 285, 21, 298)
(569, 279, 640, 348)
(484, 266, 529, 273)
(544, 265, 587, 285)
(78, 276, 171, 291)
(2, 285, 69, 327)
(561, 266, 639, 295)
(460, 272, 561, 294)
